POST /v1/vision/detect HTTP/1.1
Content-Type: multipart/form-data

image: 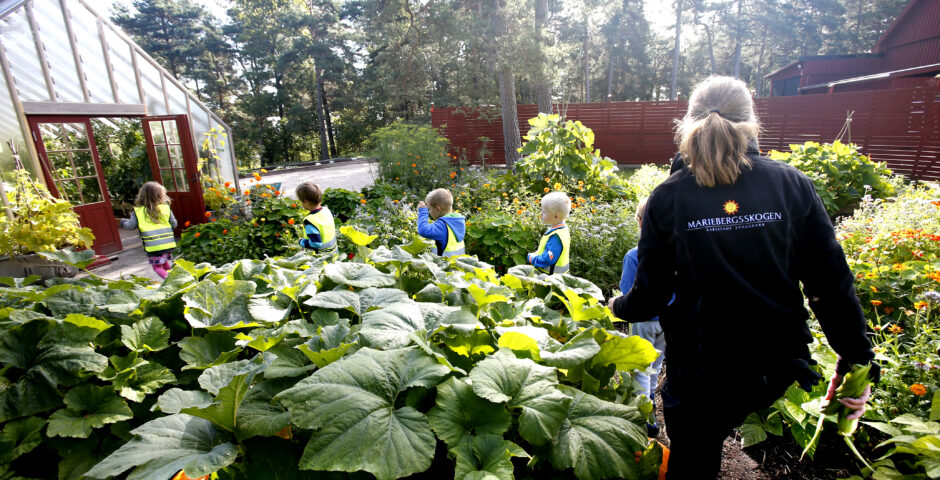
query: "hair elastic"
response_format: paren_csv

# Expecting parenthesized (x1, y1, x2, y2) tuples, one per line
(708, 109, 721, 115)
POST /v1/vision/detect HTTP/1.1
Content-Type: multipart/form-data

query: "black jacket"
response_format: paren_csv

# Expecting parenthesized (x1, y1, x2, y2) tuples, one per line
(613, 151, 875, 390)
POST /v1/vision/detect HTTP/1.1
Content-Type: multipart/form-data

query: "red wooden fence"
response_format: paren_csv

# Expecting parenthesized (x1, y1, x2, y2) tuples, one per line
(431, 85, 940, 181)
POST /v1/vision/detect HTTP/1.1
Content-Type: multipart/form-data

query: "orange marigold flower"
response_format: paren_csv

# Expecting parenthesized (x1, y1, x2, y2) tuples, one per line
(260, 169, 267, 173)
(222, 229, 228, 234)
(184, 221, 191, 227)
(483, 184, 490, 188)
(928, 271, 940, 282)
(590, 196, 596, 202)
(914, 301, 929, 310)
(870, 300, 882, 306)
(205, 211, 212, 217)
(292, 203, 298, 208)
(870, 286, 878, 292)
(275, 190, 281, 195)
(224, 181, 231, 187)
(543, 187, 550, 193)
(517, 209, 524, 215)
(910, 384, 928, 396)
(360, 199, 367, 204)
(450, 171, 457, 178)
(887, 324, 903, 334)
(288, 218, 295, 225)
(253, 173, 261, 181)
(411, 163, 417, 168)
(884, 306, 895, 314)
(229, 188, 236, 193)
(244, 190, 251, 195)
(194, 232, 201, 238)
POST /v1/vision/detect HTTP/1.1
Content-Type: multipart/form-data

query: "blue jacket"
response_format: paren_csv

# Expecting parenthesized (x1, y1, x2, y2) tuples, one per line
(417, 208, 465, 255)
(298, 207, 323, 249)
(620, 246, 673, 321)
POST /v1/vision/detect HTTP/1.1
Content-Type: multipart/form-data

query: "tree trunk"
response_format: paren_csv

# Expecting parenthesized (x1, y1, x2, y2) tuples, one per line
(313, 62, 329, 161)
(322, 89, 337, 157)
(607, 43, 614, 100)
(755, 27, 767, 96)
(854, 0, 863, 54)
(670, 0, 681, 100)
(583, 12, 590, 103)
(732, 0, 742, 79)
(498, 64, 521, 167)
(700, 23, 716, 74)
(535, 0, 552, 113)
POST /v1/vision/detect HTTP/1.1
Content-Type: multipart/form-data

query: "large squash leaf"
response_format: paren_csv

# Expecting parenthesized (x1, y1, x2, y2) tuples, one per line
(120, 317, 170, 353)
(98, 353, 176, 403)
(236, 380, 292, 440)
(427, 376, 511, 448)
(83, 414, 238, 480)
(274, 347, 450, 480)
(178, 332, 241, 370)
(303, 289, 360, 315)
(591, 336, 658, 372)
(360, 302, 433, 349)
(0, 416, 45, 464)
(454, 434, 529, 480)
(548, 385, 647, 480)
(183, 279, 258, 330)
(46, 385, 133, 438)
(323, 262, 396, 288)
(468, 348, 571, 446)
(154, 389, 213, 414)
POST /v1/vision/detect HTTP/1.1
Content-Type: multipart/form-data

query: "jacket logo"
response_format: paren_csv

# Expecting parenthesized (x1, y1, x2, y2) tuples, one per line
(723, 200, 740, 215)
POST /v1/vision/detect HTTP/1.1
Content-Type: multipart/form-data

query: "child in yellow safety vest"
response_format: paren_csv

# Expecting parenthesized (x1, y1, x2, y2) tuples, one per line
(120, 181, 177, 279)
(527, 191, 571, 274)
(417, 188, 466, 257)
(295, 181, 337, 259)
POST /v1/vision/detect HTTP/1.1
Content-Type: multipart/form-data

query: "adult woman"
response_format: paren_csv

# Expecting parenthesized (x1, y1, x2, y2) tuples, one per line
(609, 76, 875, 479)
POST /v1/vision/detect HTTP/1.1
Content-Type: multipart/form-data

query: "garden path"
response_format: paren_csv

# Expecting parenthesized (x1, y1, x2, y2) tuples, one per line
(80, 159, 379, 282)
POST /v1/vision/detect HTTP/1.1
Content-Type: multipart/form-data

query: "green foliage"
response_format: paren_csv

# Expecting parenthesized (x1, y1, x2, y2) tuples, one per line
(514, 114, 628, 201)
(0, 238, 660, 480)
(769, 141, 896, 217)
(368, 122, 453, 194)
(622, 164, 670, 203)
(463, 198, 543, 271)
(0, 169, 95, 256)
(568, 198, 639, 293)
(93, 119, 150, 213)
(321, 188, 361, 222)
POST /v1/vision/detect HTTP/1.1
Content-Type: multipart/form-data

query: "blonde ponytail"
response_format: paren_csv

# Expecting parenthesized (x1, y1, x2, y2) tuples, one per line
(675, 76, 760, 187)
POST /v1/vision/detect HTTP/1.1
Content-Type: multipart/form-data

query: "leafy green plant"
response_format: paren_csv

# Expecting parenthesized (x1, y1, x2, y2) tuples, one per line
(367, 122, 453, 194)
(622, 164, 670, 202)
(322, 187, 362, 222)
(769, 141, 896, 217)
(0, 169, 95, 256)
(0, 239, 664, 480)
(514, 114, 628, 201)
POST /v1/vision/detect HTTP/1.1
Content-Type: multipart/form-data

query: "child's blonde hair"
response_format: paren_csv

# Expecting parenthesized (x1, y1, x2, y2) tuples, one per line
(426, 188, 454, 211)
(135, 181, 170, 223)
(635, 197, 649, 223)
(296, 181, 323, 206)
(541, 191, 571, 219)
(675, 76, 760, 187)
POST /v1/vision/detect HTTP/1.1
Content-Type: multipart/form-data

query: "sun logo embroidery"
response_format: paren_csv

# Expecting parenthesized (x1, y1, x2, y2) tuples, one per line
(723, 200, 740, 215)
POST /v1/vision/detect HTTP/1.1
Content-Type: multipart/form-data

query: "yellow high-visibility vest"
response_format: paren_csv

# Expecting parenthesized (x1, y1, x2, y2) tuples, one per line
(303, 207, 337, 257)
(442, 215, 466, 257)
(135, 205, 176, 252)
(534, 225, 570, 274)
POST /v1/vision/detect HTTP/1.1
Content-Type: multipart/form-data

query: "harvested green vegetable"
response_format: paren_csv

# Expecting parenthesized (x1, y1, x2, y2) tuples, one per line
(801, 363, 872, 469)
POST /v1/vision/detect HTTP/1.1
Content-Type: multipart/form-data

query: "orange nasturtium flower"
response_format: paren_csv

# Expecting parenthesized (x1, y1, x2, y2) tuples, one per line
(914, 301, 929, 310)
(292, 203, 298, 208)
(253, 173, 261, 181)
(870, 300, 882, 306)
(288, 218, 295, 225)
(205, 211, 212, 218)
(222, 229, 228, 234)
(244, 190, 251, 195)
(360, 199, 367, 204)
(544, 187, 550, 193)
(450, 171, 457, 179)
(184, 221, 191, 227)
(194, 232, 201, 238)
(910, 383, 928, 396)
(260, 169, 267, 173)
(224, 181, 231, 187)
(884, 306, 895, 314)
(411, 163, 417, 168)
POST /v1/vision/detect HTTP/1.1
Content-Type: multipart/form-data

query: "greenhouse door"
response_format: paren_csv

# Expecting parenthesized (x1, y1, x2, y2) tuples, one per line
(141, 116, 205, 234)
(27, 117, 123, 255)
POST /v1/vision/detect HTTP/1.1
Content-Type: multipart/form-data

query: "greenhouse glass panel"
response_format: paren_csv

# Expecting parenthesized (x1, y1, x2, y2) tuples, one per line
(160, 168, 174, 190)
(0, 70, 31, 181)
(167, 82, 187, 116)
(164, 120, 179, 145)
(138, 58, 167, 115)
(156, 145, 170, 169)
(104, 27, 139, 104)
(73, 150, 95, 177)
(211, 120, 236, 180)
(79, 176, 103, 204)
(56, 179, 78, 203)
(33, 0, 83, 102)
(48, 152, 73, 177)
(1, 9, 48, 102)
(173, 168, 188, 192)
(149, 120, 165, 144)
(68, 0, 113, 103)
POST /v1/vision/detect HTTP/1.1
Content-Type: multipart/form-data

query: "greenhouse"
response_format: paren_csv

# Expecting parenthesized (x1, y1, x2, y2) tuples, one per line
(0, 0, 236, 254)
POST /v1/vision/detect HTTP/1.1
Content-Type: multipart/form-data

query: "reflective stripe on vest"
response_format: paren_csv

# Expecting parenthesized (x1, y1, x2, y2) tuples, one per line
(442, 223, 466, 257)
(304, 206, 337, 254)
(135, 205, 176, 252)
(534, 225, 570, 275)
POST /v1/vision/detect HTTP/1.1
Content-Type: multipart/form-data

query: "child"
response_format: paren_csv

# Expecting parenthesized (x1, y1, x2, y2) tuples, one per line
(527, 191, 570, 274)
(417, 188, 466, 257)
(295, 181, 337, 259)
(620, 197, 667, 437)
(120, 181, 177, 279)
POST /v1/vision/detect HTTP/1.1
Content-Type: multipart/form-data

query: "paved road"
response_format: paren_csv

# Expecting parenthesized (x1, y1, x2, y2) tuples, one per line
(243, 159, 380, 198)
(82, 159, 380, 282)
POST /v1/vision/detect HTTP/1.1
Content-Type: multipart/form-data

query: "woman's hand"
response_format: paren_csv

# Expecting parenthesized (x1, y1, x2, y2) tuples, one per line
(825, 373, 871, 420)
(607, 295, 620, 312)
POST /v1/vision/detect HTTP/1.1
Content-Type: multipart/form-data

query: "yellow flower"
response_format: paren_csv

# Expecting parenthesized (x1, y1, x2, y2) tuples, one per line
(914, 301, 928, 310)
(578, 180, 584, 185)
(870, 286, 878, 293)
(513, 198, 519, 203)
(544, 177, 551, 183)
(502, 192, 508, 197)
(483, 184, 490, 188)
(590, 196, 596, 202)
(553, 183, 562, 191)
(870, 300, 882, 306)
(887, 324, 903, 334)
(260, 168, 267, 173)
(864, 272, 877, 279)
(910, 383, 928, 396)
(544, 187, 550, 193)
